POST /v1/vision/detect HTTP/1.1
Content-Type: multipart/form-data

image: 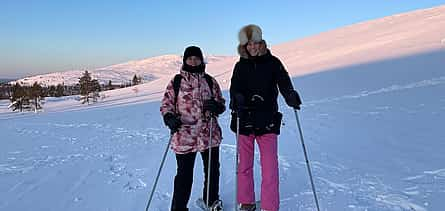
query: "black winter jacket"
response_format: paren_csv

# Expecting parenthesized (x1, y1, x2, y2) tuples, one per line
(229, 50, 297, 135)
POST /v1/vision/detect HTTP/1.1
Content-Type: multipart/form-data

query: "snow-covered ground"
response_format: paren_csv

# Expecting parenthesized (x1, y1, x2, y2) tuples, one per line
(1, 48, 444, 211)
(1, 5, 445, 211)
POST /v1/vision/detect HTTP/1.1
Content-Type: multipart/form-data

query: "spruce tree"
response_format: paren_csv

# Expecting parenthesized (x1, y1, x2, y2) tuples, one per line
(48, 85, 56, 97)
(79, 70, 93, 104)
(30, 82, 44, 112)
(91, 79, 101, 102)
(56, 84, 64, 97)
(9, 83, 27, 111)
(132, 74, 139, 86)
(108, 80, 113, 90)
(79, 71, 102, 104)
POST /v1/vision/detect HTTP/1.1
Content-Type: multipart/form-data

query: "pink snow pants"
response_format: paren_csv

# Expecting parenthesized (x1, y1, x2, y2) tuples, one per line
(237, 133, 279, 211)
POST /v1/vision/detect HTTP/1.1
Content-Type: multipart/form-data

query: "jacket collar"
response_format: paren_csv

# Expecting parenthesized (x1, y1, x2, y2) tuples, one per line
(179, 69, 204, 80)
(240, 49, 272, 63)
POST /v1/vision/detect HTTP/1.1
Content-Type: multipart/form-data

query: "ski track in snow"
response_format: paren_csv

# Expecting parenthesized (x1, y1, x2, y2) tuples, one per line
(0, 170, 56, 209)
(0, 153, 88, 175)
(305, 76, 445, 106)
(317, 174, 430, 211)
(402, 168, 445, 201)
(57, 169, 95, 209)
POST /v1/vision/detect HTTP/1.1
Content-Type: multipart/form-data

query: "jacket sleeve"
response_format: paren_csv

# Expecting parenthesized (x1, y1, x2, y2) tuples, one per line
(274, 59, 299, 104)
(211, 77, 226, 113)
(160, 78, 176, 116)
(229, 62, 242, 110)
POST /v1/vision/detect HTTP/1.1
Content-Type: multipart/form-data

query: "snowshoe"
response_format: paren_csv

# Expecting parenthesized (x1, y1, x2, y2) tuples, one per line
(239, 203, 256, 211)
(195, 198, 224, 211)
(239, 201, 260, 211)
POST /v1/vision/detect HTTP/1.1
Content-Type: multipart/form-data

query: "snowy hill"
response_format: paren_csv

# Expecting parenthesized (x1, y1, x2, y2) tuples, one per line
(12, 6, 445, 91)
(7, 5, 444, 113)
(272, 5, 445, 76)
(12, 55, 234, 87)
(1, 5, 445, 211)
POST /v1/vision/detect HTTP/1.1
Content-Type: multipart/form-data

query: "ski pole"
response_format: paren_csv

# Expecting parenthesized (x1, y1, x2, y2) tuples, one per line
(294, 109, 321, 211)
(145, 134, 172, 211)
(235, 112, 240, 211)
(206, 116, 213, 207)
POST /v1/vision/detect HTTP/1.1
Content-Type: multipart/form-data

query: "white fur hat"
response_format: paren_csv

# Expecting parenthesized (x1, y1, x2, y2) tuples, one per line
(238, 24, 263, 45)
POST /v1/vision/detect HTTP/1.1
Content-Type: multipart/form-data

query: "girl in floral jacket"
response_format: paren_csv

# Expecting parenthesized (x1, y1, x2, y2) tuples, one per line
(160, 46, 225, 211)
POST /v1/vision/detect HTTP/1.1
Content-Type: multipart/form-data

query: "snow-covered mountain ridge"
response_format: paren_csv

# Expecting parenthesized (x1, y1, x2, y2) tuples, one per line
(13, 55, 234, 86)
(14, 5, 445, 90)
(7, 5, 445, 112)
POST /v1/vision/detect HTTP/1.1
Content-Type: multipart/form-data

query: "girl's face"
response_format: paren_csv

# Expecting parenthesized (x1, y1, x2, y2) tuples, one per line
(246, 41, 262, 56)
(185, 56, 202, 66)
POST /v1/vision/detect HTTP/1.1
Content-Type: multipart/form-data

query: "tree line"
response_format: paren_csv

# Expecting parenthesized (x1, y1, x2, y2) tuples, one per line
(3, 71, 144, 112)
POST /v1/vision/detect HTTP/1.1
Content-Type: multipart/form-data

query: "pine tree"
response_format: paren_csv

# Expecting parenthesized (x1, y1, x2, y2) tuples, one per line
(79, 71, 102, 104)
(132, 74, 139, 86)
(0, 84, 12, 99)
(48, 85, 56, 97)
(107, 80, 113, 90)
(79, 70, 93, 104)
(91, 79, 101, 102)
(29, 82, 44, 112)
(56, 84, 64, 97)
(9, 83, 28, 112)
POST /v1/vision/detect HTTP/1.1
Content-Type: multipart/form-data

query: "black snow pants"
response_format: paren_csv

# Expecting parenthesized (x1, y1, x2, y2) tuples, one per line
(170, 146, 220, 211)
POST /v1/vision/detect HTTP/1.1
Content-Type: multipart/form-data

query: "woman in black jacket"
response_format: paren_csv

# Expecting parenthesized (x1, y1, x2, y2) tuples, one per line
(230, 24, 302, 211)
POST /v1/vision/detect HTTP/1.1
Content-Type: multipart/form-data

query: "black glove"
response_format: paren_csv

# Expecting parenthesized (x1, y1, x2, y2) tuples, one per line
(163, 113, 182, 133)
(231, 93, 245, 111)
(203, 99, 225, 115)
(285, 90, 302, 110)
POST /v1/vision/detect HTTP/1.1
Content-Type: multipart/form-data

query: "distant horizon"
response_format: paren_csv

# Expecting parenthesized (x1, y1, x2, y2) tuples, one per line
(0, 78, 16, 81)
(2, 1, 445, 78)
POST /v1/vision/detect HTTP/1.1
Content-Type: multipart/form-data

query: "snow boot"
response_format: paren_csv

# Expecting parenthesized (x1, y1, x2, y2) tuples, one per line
(209, 199, 223, 211)
(196, 198, 223, 211)
(239, 203, 256, 211)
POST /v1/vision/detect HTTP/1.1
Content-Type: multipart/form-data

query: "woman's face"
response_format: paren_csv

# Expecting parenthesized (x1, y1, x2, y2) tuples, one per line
(185, 56, 202, 66)
(246, 41, 262, 56)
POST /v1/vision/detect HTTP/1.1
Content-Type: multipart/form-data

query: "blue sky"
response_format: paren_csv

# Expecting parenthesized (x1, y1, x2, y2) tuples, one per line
(1, 0, 445, 78)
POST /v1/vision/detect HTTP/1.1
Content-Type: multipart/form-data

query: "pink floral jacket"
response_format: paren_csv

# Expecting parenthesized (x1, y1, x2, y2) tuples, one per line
(160, 70, 225, 154)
